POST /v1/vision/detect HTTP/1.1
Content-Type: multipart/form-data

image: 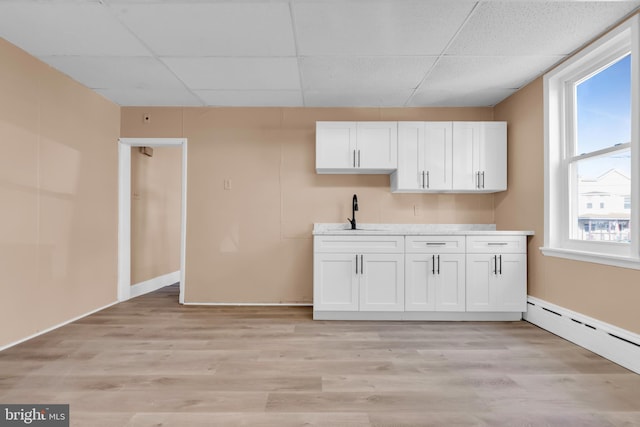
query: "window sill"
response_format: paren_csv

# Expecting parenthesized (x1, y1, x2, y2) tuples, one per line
(540, 247, 640, 270)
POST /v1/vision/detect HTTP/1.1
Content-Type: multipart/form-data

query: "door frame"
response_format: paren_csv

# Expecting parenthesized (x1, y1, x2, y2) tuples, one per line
(117, 138, 188, 304)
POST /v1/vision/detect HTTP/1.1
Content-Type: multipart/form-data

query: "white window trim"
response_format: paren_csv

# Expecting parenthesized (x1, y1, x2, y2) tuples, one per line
(542, 15, 640, 268)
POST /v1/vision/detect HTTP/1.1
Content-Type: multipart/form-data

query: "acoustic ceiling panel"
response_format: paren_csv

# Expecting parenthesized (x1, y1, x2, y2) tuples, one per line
(113, 2, 296, 57)
(293, 0, 476, 56)
(162, 57, 301, 91)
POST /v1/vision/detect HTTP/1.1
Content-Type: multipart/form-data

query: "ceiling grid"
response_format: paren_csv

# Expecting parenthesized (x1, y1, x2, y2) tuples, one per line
(0, 0, 638, 107)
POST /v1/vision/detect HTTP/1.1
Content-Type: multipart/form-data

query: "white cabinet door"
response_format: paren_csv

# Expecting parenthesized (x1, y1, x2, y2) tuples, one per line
(392, 122, 424, 191)
(466, 253, 526, 312)
(405, 254, 436, 311)
(359, 253, 404, 311)
(466, 254, 493, 311)
(313, 253, 359, 311)
(436, 254, 466, 311)
(356, 122, 398, 171)
(494, 253, 527, 311)
(452, 121, 506, 191)
(316, 122, 357, 172)
(452, 122, 478, 190)
(479, 122, 507, 191)
(405, 254, 464, 312)
(424, 122, 453, 190)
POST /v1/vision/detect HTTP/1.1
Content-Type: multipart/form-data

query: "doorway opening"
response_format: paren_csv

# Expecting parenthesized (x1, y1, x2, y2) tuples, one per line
(118, 138, 187, 304)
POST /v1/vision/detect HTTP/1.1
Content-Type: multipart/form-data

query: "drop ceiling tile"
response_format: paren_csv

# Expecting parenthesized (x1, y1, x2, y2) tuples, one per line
(408, 88, 518, 107)
(94, 88, 203, 107)
(300, 56, 437, 91)
(113, 2, 295, 56)
(447, 1, 640, 56)
(195, 90, 303, 107)
(41, 56, 186, 90)
(0, 3, 149, 56)
(304, 90, 414, 107)
(293, 0, 476, 55)
(162, 57, 301, 91)
(422, 55, 564, 91)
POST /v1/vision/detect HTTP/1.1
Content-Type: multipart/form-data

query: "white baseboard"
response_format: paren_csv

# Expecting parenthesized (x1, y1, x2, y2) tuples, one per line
(184, 302, 312, 306)
(314, 311, 522, 321)
(130, 270, 180, 299)
(524, 296, 640, 375)
(0, 300, 118, 352)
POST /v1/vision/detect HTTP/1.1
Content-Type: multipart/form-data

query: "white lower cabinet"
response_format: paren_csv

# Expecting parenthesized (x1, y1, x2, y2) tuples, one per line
(466, 254, 527, 312)
(405, 254, 465, 311)
(314, 232, 528, 320)
(405, 235, 466, 312)
(466, 235, 527, 312)
(313, 235, 404, 312)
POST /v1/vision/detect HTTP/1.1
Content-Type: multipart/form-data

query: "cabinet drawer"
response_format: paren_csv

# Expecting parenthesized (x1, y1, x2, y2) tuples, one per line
(466, 235, 526, 253)
(314, 235, 404, 253)
(405, 235, 465, 253)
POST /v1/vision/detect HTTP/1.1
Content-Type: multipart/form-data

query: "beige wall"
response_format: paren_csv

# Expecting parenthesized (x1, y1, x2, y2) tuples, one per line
(0, 39, 119, 347)
(494, 78, 640, 335)
(122, 107, 496, 303)
(131, 146, 182, 284)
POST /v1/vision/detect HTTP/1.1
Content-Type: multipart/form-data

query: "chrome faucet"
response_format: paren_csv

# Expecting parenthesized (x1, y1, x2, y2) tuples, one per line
(348, 194, 359, 230)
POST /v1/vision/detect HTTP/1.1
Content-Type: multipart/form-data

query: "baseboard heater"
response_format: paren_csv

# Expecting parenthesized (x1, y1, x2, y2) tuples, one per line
(524, 296, 640, 375)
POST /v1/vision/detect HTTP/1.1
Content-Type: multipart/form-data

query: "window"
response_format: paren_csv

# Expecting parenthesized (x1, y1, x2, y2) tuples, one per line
(543, 15, 639, 268)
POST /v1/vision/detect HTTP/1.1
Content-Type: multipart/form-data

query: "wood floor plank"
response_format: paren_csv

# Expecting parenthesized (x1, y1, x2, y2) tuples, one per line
(1, 284, 639, 427)
(127, 412, 371, 427)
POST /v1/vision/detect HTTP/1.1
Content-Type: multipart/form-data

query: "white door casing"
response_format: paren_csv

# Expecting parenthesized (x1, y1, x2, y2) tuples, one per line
(118, 138, 188, 304)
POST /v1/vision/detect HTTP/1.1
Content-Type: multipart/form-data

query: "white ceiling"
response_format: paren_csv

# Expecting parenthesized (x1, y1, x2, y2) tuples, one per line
(1, 0, 639, 107)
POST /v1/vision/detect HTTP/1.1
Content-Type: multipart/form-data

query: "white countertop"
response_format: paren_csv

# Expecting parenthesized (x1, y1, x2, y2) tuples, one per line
(313, 223, 534, 236)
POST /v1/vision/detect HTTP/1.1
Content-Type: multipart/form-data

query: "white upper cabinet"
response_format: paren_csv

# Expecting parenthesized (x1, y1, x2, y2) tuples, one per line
(391, 122, 453, 192)
(315, 122, 357, 171)
(316, 121, 397, 174)
(392, 121, 506, 193)
(452, 122, 507, 192)
(317, 120, 506, 192)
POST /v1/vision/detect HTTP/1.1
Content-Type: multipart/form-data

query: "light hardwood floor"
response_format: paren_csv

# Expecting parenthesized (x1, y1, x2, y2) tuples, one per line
(1, 284, 639, 427)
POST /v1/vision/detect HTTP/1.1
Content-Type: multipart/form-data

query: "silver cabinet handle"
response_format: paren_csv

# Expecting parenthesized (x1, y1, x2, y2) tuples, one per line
(422, 171, 425, 189)
(353, 150, 356, 168)
(487, 242, 508, 246)
(360, 254, 364, 274)
(426, 242, 446, 246)
(482, 171, 485, 189)
(358, 150, 361, 168)
(476, 171, 480, 189)
(426, 171, 429, 188)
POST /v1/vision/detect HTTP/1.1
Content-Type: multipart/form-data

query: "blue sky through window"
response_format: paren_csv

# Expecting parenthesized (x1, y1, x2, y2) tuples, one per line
(576, 54, 631, 179)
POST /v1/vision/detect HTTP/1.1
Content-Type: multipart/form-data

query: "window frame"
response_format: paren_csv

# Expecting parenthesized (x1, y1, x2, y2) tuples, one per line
(542, 15, 640, 269)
